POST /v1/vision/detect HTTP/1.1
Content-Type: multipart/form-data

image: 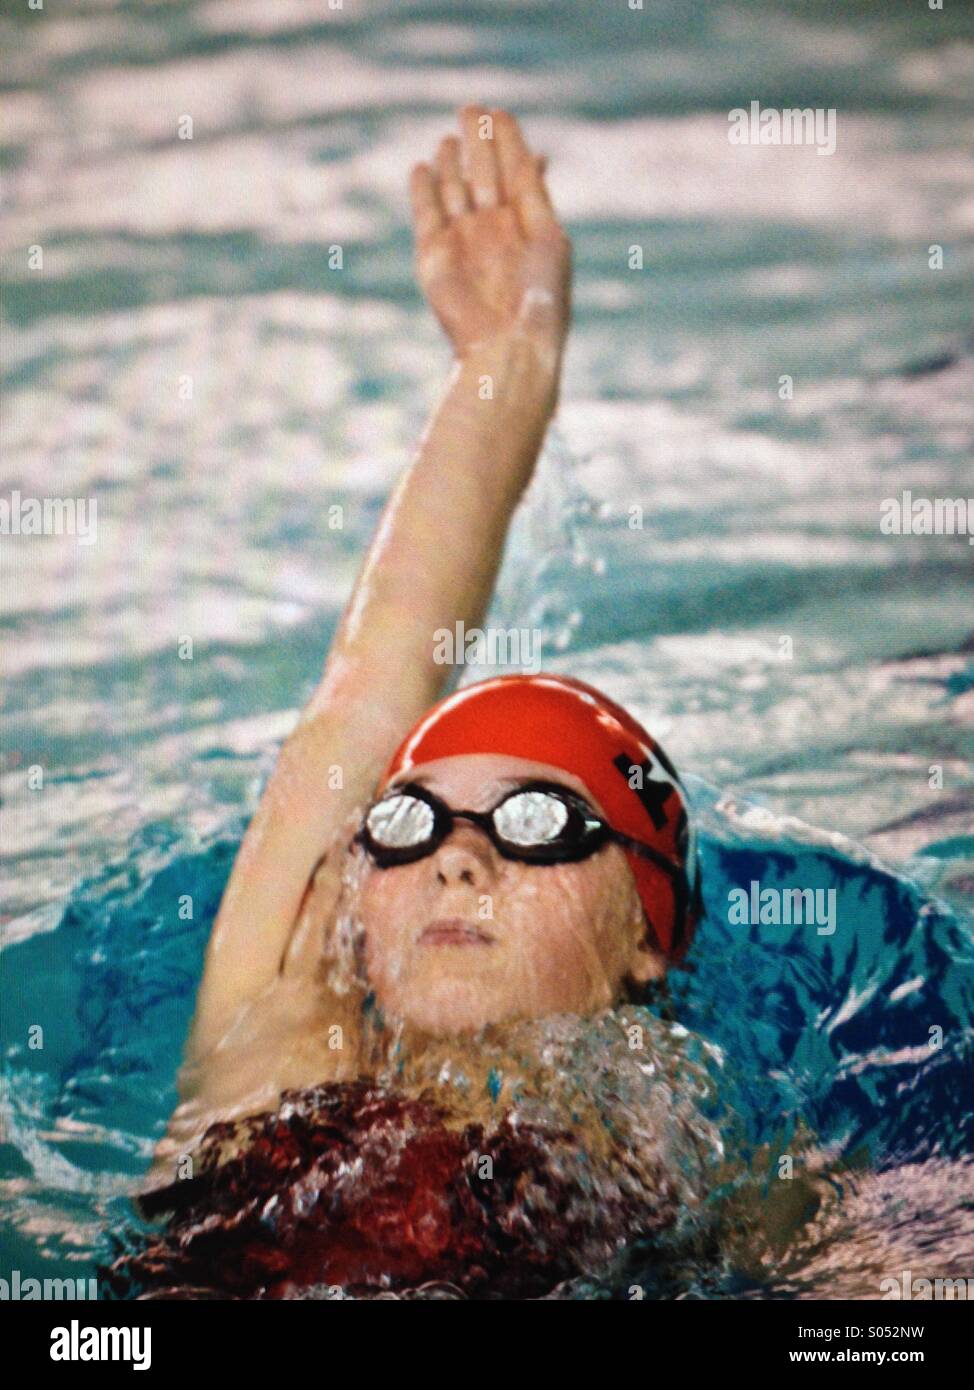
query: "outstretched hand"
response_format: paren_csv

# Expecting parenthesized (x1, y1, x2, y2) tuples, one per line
(409, 105, 572, 368)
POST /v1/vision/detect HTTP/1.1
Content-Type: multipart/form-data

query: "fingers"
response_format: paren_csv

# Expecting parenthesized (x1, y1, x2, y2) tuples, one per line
(409, 162, 445, 247)
(460, 103, 500, 209)
(491, 107, 559, 238)
(436, 135, 470, 219)
(412, 107, 557, 241)
(513, 157, 559, 239)
(493, 107, 532, 204)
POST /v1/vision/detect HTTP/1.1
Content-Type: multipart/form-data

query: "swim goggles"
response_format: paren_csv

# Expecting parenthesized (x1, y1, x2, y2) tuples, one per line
(355, 778, 685, 883)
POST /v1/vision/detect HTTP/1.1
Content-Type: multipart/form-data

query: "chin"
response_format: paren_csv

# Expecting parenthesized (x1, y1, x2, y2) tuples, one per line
(393, 973, 510, 1037)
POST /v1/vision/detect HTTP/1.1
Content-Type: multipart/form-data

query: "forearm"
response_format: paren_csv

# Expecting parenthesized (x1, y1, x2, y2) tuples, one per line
(305, 330, 560, 731)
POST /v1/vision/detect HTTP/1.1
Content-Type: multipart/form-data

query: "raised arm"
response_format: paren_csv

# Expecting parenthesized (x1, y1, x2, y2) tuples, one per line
(185, 106, 572, 1062)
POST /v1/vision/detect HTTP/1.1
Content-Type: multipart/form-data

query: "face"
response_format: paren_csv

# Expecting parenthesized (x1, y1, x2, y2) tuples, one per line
(356, 753, 666, 1036)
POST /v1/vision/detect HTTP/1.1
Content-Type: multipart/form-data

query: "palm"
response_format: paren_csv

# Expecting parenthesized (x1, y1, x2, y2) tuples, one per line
(409, 107, 571, 361)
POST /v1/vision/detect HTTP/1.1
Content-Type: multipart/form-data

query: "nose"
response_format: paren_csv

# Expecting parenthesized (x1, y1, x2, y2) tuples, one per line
(432, 823, 496, 889)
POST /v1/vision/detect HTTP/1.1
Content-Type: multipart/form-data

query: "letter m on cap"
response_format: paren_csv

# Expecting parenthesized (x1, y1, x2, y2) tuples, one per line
(612, 752, 677, 830)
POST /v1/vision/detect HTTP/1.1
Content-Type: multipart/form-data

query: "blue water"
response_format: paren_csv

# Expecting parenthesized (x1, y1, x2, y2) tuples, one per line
(2, 0, 973, 1291)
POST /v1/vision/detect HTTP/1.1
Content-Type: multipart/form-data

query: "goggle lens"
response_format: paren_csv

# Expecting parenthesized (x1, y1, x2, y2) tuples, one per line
(492, 790, 569, 846)
(365, 793, 435, 849)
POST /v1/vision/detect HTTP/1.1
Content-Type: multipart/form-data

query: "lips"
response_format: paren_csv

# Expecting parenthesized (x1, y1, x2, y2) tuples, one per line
(418, 918, 495, 947)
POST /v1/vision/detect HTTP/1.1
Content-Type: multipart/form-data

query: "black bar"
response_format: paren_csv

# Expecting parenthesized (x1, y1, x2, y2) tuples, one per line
(4, 1297, 968, 1376)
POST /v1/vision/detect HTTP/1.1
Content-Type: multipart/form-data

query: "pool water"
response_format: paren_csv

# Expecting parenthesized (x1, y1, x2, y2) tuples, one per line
(1, 0, 973, 1296)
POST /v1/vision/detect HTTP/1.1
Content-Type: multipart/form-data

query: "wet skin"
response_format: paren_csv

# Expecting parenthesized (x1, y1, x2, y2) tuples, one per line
(358, 752, 666, 1036)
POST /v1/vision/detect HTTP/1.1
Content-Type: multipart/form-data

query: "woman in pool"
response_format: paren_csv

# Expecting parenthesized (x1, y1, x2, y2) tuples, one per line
(127, 106, 711, 1299)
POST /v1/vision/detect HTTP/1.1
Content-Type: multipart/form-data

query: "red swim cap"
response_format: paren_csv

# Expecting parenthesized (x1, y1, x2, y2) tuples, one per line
(382, 673, 700, 960)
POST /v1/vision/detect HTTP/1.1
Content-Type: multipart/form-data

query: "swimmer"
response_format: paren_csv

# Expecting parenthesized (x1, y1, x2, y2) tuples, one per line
(152, 106, 699, 1181)
(122, 105, 974, 1307)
